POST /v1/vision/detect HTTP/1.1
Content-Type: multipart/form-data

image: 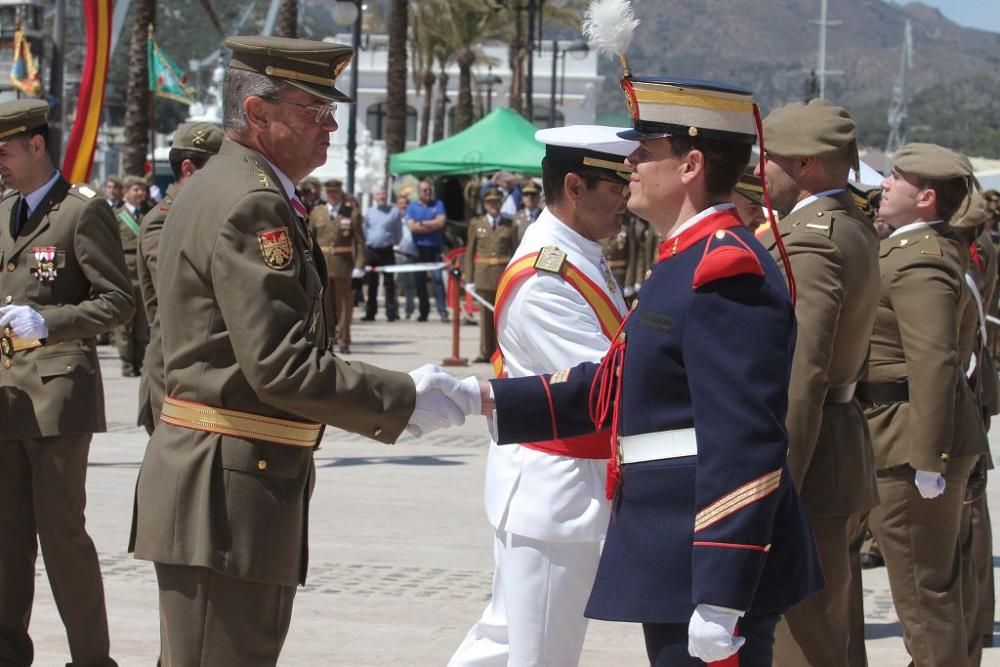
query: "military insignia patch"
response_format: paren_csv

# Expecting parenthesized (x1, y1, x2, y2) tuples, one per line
(77, 185, 97, 199)
(257, 228, 294, 269)
(550, 368, 571, 384)
(534, 246, 567, 274)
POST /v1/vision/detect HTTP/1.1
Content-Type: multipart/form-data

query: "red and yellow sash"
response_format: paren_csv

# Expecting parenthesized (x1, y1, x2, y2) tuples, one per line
(490, 250, 623, 459)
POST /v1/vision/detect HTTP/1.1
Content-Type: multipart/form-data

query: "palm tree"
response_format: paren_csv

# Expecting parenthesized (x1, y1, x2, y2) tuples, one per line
(384, 0, 408, 159)
(432, 67, 448, 142)
(277, 0, 297, 39)
(410, 0, 447, 146)
(122, 0, 156, 177)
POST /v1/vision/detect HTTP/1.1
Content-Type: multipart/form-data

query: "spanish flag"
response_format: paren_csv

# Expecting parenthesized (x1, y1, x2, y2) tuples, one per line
(10, 23, 41, 97)
(62, 0, 112, 184)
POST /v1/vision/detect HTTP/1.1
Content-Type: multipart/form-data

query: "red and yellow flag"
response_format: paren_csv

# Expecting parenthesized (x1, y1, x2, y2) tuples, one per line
(62, 0, 112, 184)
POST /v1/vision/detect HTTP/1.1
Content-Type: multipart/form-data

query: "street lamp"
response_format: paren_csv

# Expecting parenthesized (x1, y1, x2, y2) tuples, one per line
(477, 68, 503, 113)
(333, 0, 363, 195)
(548, 39, 588, 128)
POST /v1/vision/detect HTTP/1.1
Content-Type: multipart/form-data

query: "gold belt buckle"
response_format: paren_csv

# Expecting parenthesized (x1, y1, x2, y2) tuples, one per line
(1, 327, 14, 360)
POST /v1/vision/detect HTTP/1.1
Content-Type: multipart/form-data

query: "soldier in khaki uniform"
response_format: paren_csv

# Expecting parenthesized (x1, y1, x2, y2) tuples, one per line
(309, 178, 364, 353)
(114, 174, 151, 376)
(0, 99, 133, 667)
(859, 143, 985, 667)
(755, 99, 881, 667)
(513, 179, 543, 235)
(625, 215, 656, 298)
(298, 175, 323, 211)
(465, 187, 520, 363)
(128, 36, 460, 666)
(136, 122, 223, 433)
(601, 211, 631, 291)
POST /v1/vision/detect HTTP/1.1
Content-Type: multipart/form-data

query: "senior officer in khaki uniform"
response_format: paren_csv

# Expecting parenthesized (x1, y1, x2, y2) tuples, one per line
(859, 143, 985, 667)
(115, 174, 151, 376)
(136, 122, 223, 433)
(309, 178, 364, 353)
(755, 99, 881, 667)
(465, 186, 521, 363)
(128, 36, 459, 667)
(0, 99, 134, 667)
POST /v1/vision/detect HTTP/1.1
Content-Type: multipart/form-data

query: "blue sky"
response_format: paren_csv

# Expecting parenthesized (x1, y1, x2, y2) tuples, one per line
(889, 0, 1000, 33)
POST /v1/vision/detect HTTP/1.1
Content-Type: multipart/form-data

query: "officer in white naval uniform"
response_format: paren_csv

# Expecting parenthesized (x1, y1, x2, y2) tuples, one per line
(449, 126, 635, 666)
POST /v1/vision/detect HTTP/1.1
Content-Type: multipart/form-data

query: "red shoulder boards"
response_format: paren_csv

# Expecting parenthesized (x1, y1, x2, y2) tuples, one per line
(692, 230, 763, 289)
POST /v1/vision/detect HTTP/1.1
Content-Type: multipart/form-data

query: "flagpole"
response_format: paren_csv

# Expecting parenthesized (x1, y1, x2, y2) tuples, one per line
(148, 23, 156, 187)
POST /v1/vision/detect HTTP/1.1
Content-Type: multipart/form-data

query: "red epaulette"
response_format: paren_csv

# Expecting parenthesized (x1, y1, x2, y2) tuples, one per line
(692, 229, 764, 289)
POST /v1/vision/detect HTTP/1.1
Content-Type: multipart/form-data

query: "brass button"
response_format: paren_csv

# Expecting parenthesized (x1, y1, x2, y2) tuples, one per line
(373, 426, 383, 437)
(257, 459, 268, 471)
(6, 262, 13, 272)
(816, 211, 824, 217)
(940, 452, 949, 462)
(714, 230, 725, 240)
(4, 296, 11, 304)
(644, 270, 651, 280)
(3, 359, 11, 369)
(900, 239, 908, 246)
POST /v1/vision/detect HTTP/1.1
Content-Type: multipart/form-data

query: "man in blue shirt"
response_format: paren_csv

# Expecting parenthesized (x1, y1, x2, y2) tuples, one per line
(405, 180, 449, 322)
(362, 186, 403, 321)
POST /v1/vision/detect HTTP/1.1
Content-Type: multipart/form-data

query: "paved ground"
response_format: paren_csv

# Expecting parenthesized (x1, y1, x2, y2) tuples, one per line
(24, 314, 1000, 665)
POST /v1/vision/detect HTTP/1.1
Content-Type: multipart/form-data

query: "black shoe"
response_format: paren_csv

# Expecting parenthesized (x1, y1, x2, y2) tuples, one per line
(440, 312, 450, 323)
(984, 634, 995, 648)
(387, 315, 399, 322)
(361, 315, 376, 321)
(860, 553, 884, 569)
(417, 316, 428, 322)
(472, 356, 490, 363)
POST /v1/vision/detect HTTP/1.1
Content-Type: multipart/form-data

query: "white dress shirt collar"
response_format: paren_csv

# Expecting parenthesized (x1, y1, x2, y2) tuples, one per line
(23, 170, 61, 216)
(791, 188, 846, 214)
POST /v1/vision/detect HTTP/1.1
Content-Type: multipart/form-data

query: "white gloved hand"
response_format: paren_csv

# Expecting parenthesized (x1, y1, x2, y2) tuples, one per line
(0, 304, 47, 339)
(351, 267, 365, 280)
(405, 388, 465, 438)
(688, 604, 745, 663)
(914, 470, 946, 499)
(623, 285, 635, 298)
(633, 282, 642, 294)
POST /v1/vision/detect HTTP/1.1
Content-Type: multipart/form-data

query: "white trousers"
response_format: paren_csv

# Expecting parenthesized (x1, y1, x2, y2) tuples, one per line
(448, 529, 601, 667)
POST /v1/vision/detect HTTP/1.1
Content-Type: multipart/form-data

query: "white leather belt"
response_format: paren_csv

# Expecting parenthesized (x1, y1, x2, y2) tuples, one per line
(619, 428, 698, 464)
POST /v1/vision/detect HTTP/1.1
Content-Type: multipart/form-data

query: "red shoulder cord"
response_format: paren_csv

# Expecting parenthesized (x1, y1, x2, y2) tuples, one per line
(588, 313, 632, 499)
(753, 103, 796, 306)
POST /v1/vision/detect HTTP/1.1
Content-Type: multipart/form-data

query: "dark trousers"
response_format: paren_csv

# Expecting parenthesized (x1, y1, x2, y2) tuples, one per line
(476, 288, 497, 360)
(414, 245, 446, 319)
(0, 435, 115, 667)
(155, 563, 296, 667)
(643, 613, 780, 666)
(115, 277, 148, 373)
(364, 246, 398, 320)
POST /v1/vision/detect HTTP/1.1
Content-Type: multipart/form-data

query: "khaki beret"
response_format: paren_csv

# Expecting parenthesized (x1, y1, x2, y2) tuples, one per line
(172, 122, 223, 155)
(225, 35, 353, 103)
(123, 175, 147, 190)
(892, 143, 980, 225)
(762, 99, 857, 167)
(734, 167, 764, 205)
(482, 188, 503, 202)
(522, 180, 541, 195)
(0, 98, 49, 146)
(952, 191, 988, 231)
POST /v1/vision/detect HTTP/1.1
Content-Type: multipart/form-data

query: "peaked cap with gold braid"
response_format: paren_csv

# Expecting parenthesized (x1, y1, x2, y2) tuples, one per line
(225, 36, 354, 103)
(0, 98, 49, 147)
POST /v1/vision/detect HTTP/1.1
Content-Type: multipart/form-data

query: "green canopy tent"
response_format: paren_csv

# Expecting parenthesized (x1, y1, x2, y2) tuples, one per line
(389, 107, 545, 176)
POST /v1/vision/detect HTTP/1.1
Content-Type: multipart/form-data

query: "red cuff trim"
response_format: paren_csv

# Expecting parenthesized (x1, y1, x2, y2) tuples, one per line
(692, 541, 769, 552)
(539, 375, 559, 440)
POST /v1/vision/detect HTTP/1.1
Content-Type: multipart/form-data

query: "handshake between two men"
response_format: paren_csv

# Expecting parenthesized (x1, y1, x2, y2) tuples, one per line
(404, 364, 487, 438)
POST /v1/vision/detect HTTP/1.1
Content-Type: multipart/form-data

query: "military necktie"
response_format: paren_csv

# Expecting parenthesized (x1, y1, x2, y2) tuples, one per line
(13, 197, 28, 238)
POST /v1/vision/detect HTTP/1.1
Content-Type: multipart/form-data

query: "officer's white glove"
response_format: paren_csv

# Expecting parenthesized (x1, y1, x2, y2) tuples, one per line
(914, 470, 946, 499)
(623, 285, 635, 298)
(633, 282, 642, 294)
(406, 365, 469, 438)
(351, 267, 365, 280)
(0, 304, 47, 339)
(688, 604, 745, 662)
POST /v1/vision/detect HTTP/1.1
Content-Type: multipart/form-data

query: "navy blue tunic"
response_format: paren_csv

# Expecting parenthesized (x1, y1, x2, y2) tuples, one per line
(491, 209, 823, 623)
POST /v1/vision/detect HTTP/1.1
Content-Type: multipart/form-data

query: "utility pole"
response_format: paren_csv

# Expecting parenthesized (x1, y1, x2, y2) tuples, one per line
(885, 20, 912, 154)
(811, 0, 842, 99)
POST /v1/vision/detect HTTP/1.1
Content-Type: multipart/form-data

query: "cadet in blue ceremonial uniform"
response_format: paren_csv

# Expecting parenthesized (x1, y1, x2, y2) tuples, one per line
(422, 76, 822, 667)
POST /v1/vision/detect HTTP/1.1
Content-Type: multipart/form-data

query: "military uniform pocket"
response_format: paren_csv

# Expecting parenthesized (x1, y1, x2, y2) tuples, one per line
(218, 435, 311, 480)
(35, 351, 95, 378)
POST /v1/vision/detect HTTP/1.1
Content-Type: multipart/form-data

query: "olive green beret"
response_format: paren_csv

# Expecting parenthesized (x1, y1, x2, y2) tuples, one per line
(734, 167, 764, 205)
(952, 191, 988, 231)
(123, 175, 147, 190)
(892, 142, 981, 226)
(762, 99, 857, 164)
(172, 122, 223, 155)
(0, 98, 49, 146)
(225, 35, 353, 103)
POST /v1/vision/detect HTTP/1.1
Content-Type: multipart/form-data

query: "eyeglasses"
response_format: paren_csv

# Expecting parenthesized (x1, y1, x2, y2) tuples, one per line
(595, 176, 627, 196)
(259, 96, 337, 125)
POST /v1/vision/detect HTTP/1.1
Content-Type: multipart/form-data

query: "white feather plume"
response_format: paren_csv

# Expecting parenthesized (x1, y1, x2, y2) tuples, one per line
(582, 0, 640, 62)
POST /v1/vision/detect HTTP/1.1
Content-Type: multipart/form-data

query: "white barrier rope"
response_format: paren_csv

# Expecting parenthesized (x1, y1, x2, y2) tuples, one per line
(463, 283, 495, 312)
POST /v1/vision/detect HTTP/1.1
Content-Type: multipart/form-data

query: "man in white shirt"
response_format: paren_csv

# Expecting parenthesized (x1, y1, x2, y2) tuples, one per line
(449, 126, 634, 666)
